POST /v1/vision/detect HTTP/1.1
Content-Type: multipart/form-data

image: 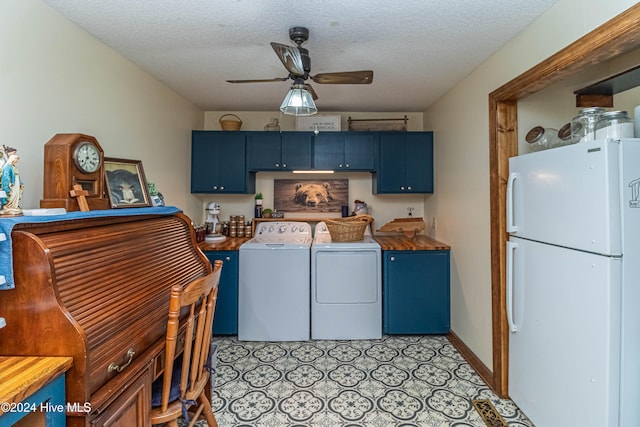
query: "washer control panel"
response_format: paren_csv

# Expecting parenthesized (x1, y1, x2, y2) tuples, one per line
(254, 221, 312, 243)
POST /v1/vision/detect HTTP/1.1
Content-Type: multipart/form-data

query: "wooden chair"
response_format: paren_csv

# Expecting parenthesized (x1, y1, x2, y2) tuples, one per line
(151, 260, 222, 427)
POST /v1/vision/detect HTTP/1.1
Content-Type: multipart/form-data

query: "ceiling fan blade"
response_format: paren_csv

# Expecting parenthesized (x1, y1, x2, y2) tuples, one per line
(311, 71, 374, 84)
(270, 42, 305, 76)
(305, 84, 319, 100)
(226, 77, 289, 83)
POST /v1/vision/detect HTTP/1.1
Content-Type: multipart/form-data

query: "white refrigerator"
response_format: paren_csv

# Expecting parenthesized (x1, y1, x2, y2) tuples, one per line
(506, 138, 640, 427)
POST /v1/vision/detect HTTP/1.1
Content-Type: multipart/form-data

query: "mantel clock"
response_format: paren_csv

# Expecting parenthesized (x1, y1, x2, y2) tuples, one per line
(40, 133, 109, 211)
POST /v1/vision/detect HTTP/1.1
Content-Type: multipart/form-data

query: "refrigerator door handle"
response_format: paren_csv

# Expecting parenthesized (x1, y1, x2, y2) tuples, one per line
(506, 240, 518, 332)
(506, 172, 519, 233)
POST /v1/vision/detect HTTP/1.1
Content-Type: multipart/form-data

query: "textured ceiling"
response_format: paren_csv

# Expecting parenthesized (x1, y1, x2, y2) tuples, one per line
(43, 0, 558, 113)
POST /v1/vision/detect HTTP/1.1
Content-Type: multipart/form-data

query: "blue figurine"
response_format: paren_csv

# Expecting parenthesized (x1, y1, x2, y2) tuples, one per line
(1, 146, 23, 215)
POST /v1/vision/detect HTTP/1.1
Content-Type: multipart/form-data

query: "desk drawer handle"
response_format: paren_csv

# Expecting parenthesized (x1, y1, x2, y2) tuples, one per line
(108, 348, 135, 373)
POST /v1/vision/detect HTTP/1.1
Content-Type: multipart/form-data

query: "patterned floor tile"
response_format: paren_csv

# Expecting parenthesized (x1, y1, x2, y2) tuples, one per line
(170, 335, 534, 427)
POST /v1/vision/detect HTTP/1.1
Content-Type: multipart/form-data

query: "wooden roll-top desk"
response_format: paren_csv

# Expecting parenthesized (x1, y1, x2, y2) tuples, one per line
(0, 209, 211, 426)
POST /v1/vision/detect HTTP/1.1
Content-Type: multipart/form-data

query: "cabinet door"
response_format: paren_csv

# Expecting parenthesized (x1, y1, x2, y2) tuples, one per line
(281, 132, 312, 170)
(375, 132, 433, 194)
(191, 131, 219, 193)
(205, 251, 239, 335)
(215, 133, 249, 193)
(384, 250, 450, 334)
(313, 133, 344, 169)
(344, 132, 376, 170)
(376, 133, 407, 193)
(247, 133, 282, 170)
(90, 368, 151, 427)
(191, 131, 252, 193)
(404, 132, 433, 193)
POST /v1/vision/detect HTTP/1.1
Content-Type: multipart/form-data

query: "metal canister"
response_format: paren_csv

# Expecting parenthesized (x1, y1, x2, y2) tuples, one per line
(228, 224, 237, 238)
(237, 215, 245, 224)
(237, 226, 245, 237)
(245, 225, 252, 238)
(229, 215, 238, 222)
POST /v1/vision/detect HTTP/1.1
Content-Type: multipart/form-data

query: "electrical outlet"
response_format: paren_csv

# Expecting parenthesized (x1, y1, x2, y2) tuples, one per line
(407, 206, 414, 217)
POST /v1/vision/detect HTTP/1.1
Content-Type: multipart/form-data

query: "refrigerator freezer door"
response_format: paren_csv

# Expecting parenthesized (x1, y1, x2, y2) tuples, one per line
(508, 236, 621, 427)
(508, 139, 623, 255)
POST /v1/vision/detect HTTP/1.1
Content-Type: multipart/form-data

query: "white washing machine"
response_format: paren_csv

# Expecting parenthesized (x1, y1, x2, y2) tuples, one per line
(311, 221, 382, 340)
(238, 221, 312, 341)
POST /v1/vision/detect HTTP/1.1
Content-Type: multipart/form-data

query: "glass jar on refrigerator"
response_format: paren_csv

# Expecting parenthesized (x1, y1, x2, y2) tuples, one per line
(595, 110, 634, 140)
(526, 126, 557, 152)
(570, 107, 605, 143)
(556, 123, 574, 147)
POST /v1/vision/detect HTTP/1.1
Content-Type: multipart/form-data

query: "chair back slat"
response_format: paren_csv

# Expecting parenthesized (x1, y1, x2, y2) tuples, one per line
(155, 259, 222, 425)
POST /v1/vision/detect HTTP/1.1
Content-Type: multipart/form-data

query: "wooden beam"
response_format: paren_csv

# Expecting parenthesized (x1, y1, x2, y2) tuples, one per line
(575, 94, 614, 108)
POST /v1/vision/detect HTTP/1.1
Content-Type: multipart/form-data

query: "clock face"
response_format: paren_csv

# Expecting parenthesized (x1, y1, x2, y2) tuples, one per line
(73, 141, 102, 173)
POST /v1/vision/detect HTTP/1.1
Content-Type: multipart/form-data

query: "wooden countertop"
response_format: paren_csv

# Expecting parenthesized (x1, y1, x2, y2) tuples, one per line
(374, 234, 451, 251)
(199, 237, 251, 251)
(0, 356, 73, 411)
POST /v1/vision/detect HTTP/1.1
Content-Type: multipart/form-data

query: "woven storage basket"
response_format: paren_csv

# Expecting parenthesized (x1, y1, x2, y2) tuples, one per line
(219, 114, 242, 131)
(324, 215, 372, 242)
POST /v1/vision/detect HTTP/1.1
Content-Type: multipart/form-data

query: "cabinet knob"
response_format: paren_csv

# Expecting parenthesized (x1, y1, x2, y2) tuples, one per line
(345, 163, 350, 168)
(339, 164, 343, 168)
(390, 256, 396, 262)
(282, 163, 287, 168)
(407, 186, 412, 190)
(275, 163, 280, 167)
(220, 186, 225, 190)
(212, 185, 218, 190)
(225, 256, 231, 261)
(400, 186, 405, 191)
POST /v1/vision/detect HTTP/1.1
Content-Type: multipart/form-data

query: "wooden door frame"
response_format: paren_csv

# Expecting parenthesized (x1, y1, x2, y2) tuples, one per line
(489, 4, 640, 397)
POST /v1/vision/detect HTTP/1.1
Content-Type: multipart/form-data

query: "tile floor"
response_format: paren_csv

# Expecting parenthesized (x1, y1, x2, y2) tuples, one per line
(202, 335, 534, 427)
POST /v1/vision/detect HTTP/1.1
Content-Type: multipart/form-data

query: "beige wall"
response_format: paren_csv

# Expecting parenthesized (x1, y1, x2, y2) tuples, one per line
(425, 0, 638, 367)
(1, 0, 204, 220)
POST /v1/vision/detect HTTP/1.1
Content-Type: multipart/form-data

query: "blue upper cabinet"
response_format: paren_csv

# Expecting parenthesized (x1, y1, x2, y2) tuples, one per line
(247, 132, 313, 171)
(374, 132, 433, 194)
(191, 131, 255, 194)
(313, 132, 376, 171)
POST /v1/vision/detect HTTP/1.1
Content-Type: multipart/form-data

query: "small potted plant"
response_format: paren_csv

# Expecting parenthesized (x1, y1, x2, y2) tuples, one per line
(262, 208, 273, 218)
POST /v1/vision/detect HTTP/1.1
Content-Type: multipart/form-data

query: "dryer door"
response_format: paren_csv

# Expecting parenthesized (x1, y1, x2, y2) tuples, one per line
(314, 250, 378, 303)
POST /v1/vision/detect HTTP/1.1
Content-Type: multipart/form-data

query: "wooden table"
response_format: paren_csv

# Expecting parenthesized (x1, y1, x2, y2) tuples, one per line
(0, 357, 73, 427)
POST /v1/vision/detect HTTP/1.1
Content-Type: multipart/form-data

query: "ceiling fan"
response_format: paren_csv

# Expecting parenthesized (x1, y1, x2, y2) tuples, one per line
(226, 26, 373, 100)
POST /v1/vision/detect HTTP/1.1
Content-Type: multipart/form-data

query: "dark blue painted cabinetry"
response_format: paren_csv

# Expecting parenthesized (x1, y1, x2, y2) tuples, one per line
(205, 251, 239, 335)
(247, 131, 313, 170)
(191, 131, 255, 193)
(383, 249, 450, 334)
(313, 132, 376, 170)
(374, 132, 434, 193)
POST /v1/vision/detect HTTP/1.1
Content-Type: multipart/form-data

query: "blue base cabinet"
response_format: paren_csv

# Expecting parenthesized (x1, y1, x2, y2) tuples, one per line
(205, 251, 239, 335)
(383, 250, 450, 334)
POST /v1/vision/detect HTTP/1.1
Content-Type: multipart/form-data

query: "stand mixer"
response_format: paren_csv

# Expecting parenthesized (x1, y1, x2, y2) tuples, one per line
(205, 202, 226, 242)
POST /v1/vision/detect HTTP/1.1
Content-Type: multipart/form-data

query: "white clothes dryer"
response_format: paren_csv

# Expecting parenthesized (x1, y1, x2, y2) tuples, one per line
(239, 221, 312, 341)
(311, 221, 382, 340)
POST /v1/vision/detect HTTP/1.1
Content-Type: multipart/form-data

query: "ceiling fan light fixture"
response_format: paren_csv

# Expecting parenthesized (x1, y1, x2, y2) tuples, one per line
(280, 83, 317, 116)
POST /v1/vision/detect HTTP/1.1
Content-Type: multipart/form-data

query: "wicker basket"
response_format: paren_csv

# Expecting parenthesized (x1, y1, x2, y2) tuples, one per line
(219, 114, 242, 131)
(324, 215, 372, 242)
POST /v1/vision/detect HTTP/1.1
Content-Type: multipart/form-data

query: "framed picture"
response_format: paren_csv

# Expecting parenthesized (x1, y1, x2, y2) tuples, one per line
(104, 158, 151, 208)
(274, 179, 348, 213)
